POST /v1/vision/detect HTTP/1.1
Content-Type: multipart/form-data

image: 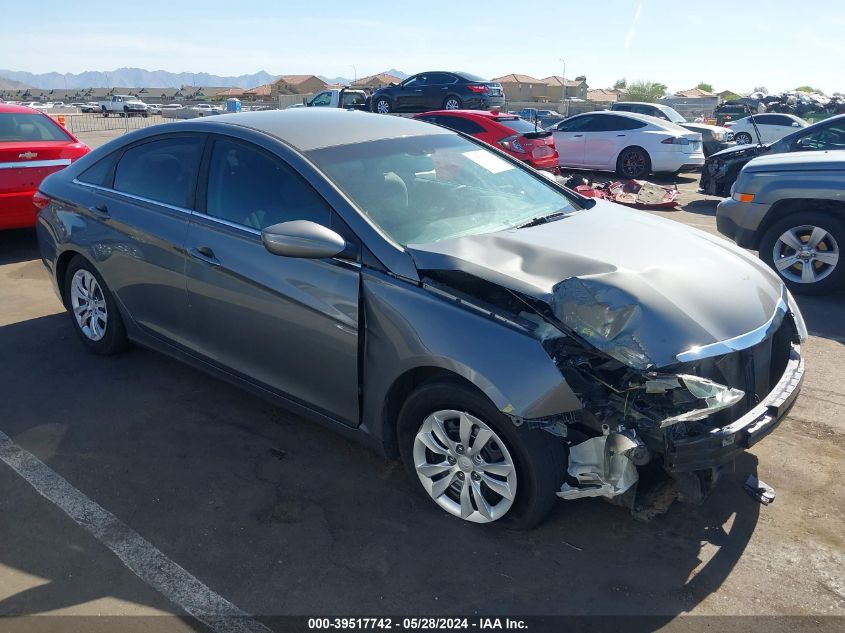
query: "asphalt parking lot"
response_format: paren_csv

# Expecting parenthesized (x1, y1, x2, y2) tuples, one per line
(0, 126, 843, 631)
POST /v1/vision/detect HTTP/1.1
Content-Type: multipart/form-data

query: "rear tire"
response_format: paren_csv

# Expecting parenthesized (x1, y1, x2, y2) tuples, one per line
(397, 381, 567, 529)
(616, 146, 651, 179)
(64, 256, 129, 355)
(443, 96, 462, 110)
(759, 211, 845, 294)
(735, 132, 753, 145)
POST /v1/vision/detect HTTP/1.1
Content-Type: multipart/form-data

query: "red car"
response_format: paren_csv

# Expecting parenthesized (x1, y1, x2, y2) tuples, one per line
(0, 104, 90, 229)
(413, 109, 559, 170)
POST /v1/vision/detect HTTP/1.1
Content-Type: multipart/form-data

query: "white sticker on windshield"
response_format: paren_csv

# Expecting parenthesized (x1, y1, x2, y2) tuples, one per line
(462, 150, 514, 174)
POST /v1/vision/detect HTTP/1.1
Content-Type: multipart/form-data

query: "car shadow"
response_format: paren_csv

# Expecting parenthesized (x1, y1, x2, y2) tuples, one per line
(0, 310, 766, 627)
(0, 229, 39, 266)
(793, 293, 845, 342)
(681, 199, 719, 216)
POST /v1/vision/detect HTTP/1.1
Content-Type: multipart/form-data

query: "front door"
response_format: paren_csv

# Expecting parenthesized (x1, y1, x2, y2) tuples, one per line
(183, 136, 361, 425)
(552, 114, 594, 167)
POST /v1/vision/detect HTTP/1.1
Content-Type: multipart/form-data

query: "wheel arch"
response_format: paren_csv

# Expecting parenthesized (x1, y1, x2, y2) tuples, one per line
(55, 249, 89, 309)
(756, 198, 845, 249)
(379, 366, 484, 458)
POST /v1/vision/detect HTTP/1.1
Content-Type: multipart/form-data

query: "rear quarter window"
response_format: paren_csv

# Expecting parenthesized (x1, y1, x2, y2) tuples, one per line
(77, 151, 120, 187)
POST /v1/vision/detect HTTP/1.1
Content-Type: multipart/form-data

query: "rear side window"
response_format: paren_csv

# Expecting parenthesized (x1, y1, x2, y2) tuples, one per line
(588, 115, 646, 132)
(204, 138, 331, 230)
(113, 136, 204, 208)
(78, 151, 119, 187)
(427, 73, 456, 85)
(0, 113, 73, 142)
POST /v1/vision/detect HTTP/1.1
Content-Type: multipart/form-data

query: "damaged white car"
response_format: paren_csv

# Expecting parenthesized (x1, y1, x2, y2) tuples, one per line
(37, 110, 806, 528)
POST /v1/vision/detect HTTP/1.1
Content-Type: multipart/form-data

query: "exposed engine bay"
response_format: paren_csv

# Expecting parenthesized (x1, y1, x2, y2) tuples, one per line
(420, 266, 805, 517)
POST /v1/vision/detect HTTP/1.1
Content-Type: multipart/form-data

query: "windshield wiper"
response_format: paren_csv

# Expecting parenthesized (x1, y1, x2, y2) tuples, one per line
(516, 210, 569, 229)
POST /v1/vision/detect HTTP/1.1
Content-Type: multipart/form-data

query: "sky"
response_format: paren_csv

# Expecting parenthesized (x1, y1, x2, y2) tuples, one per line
(2, 0, 844, 94)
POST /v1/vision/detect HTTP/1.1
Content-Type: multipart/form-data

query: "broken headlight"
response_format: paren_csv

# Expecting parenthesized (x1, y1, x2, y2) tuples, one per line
(646, 374, 745, 427)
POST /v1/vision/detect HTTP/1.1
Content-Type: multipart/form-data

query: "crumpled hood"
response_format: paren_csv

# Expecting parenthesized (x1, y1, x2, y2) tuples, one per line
(408, 200, 784, 369)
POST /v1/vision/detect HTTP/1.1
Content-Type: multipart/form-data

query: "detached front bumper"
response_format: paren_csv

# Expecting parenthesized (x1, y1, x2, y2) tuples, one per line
(664, 344, 804, 472)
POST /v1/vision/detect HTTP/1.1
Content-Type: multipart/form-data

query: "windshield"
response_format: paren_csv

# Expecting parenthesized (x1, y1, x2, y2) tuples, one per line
(0, 113, 73, 142)
(308, 134, 580, 246)
(497, 117, 542, 134)
(660, 106, 687, 123)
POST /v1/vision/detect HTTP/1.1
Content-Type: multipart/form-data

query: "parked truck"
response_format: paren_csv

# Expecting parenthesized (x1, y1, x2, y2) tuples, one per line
(99, 95, 149, 117)
(306, 88, 369, 110)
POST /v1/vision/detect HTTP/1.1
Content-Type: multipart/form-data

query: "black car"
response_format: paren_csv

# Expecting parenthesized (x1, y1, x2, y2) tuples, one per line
(370, 72, 504, 114)
(701, 114, 845, 196)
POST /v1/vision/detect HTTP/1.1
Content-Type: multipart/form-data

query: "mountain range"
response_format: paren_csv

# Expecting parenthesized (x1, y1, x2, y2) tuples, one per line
(0, 68, 279, 90)
(0, 68, 410, 90)
(318, 68, 409, 85)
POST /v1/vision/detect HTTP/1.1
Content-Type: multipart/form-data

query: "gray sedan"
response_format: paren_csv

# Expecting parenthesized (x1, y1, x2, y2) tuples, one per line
(36, 109, 807, 527)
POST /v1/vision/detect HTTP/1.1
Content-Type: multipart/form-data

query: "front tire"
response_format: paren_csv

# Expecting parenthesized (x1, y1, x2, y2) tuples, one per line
(398, 381, 566, 529)
(64, 256, 129, 354)
(374, 97, 392, 114)
(734, 132, 753, 144)
(616, 146, 651, 179)
(759, 211, 844, 294)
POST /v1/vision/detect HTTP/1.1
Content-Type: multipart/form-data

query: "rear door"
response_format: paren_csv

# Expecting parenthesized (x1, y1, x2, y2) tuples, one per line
(751, 114, 783, 143)
(183, 135, 361, 425)
(582, 115, 647, 169)
(422, 73, 457, 110)
(89, 134, 204, 343)
(552, 114, 594, 167)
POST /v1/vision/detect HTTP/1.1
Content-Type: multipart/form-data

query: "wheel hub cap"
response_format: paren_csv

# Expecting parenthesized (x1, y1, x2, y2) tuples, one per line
(70, 269, 108, 341)
(773, 224, 839, 284)
(412, 410, 517, 524)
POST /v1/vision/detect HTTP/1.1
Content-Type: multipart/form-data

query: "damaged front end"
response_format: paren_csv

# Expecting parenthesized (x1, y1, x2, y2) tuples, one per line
(422, 268, 806, 518)
(700, 144, 770, 197)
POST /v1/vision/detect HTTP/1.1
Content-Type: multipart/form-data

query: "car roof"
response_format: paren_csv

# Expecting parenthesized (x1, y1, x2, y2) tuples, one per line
(0, 103, 44, 114)
(202, 108, 453, 151)
(570, 109, 690, 132)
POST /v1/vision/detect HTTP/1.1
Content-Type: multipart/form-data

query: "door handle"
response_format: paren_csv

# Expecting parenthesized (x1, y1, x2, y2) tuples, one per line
(573, 134, 583, 138)
(616, 134, 627, 137)
(188, 246, 220, 266)
(89, 204, 109, 218)
(414, 89, 423, 92)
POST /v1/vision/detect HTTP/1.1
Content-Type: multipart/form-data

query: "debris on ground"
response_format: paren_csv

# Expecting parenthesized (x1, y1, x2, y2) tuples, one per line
(744, 474, 776, 505)
(564, 176, 679, 209)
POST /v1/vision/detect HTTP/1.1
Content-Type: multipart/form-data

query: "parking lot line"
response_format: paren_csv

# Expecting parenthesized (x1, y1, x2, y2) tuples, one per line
(0, 429, 272, 633)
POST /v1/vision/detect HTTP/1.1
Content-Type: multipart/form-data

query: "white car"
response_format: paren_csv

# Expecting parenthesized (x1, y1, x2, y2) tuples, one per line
(160, 103, 184, 110)
(190, 103, 223, 116)
(729, 113, 808, 145)
(145, 103, 163, 114)
(22, 101, 48, 110)
(548, 111, 705, 178)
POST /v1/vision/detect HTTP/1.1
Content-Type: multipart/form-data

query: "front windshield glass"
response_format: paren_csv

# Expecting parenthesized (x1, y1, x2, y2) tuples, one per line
(308, 134, 581, 246)
(660, 106, 687, 124)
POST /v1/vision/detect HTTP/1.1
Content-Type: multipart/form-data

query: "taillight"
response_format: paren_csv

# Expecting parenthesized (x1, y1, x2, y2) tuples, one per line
(33, 191, 51, 210)
(467, 85, 490, 93)
(662, 136, 690, 145)
(499, 135, 526, 153)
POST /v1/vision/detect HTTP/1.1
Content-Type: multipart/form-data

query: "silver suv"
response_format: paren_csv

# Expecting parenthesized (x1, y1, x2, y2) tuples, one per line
(717, 150, 845, 294)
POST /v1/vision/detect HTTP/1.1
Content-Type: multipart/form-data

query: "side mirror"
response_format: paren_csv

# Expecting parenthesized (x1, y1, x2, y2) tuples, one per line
(261, 220, 346, 259)
(792, 121, 801, 127)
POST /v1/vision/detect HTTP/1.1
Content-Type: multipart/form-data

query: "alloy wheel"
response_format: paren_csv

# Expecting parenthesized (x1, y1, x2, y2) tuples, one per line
(773, 224, 840, 284)
(376, 99, 390, 114)
(70, 269, 108, 341)
(735, 132, 752, 144)
(412, 409, 517, 523)
(621, 150, 646, 178)
(445, 98, 460, 110)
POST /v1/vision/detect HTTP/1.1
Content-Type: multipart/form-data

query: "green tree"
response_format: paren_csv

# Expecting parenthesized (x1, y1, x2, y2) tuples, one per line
(613, 78, 627, 90)
(696, 82, 713, 92)
(753, 86, 768, 94)
(795, 85, 822, 93)
(622, 81, 667, 102)
(575, 75, 587, 82)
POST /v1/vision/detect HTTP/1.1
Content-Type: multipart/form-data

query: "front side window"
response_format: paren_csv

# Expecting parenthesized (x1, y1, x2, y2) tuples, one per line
(0, 113, 73, 142)
(113, 136, 203, 207)
(311, 92, 332, 106)
(403, 75, 426, 87)
(308, 134, 581, 246)
(555, 115, 595, 132)
(205, 138, 331, 230)
(795, 122, 845, 150)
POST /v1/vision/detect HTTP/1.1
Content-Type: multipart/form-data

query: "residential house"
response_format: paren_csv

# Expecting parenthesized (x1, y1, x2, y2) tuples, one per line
(587, 88, 621, 104)
(271, 75, 328, 99)
(244, 83, 273, 100)
(491, 74, 544, 101)
(674, 87, 715, 98)
(542, 76, 588, 100)
(352, 73, 402, 89)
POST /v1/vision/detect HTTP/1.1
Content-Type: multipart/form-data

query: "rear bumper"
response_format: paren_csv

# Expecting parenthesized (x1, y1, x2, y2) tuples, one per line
(527, 155, 560, 171)
(470, 95, 506, 110)
(651, 151, 705, 173)
(664, 344, 804, 472)
(0, 189, 37, 229)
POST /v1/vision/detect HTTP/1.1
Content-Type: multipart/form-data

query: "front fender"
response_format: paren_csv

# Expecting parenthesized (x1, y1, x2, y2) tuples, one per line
(360, 270, 582, 440)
